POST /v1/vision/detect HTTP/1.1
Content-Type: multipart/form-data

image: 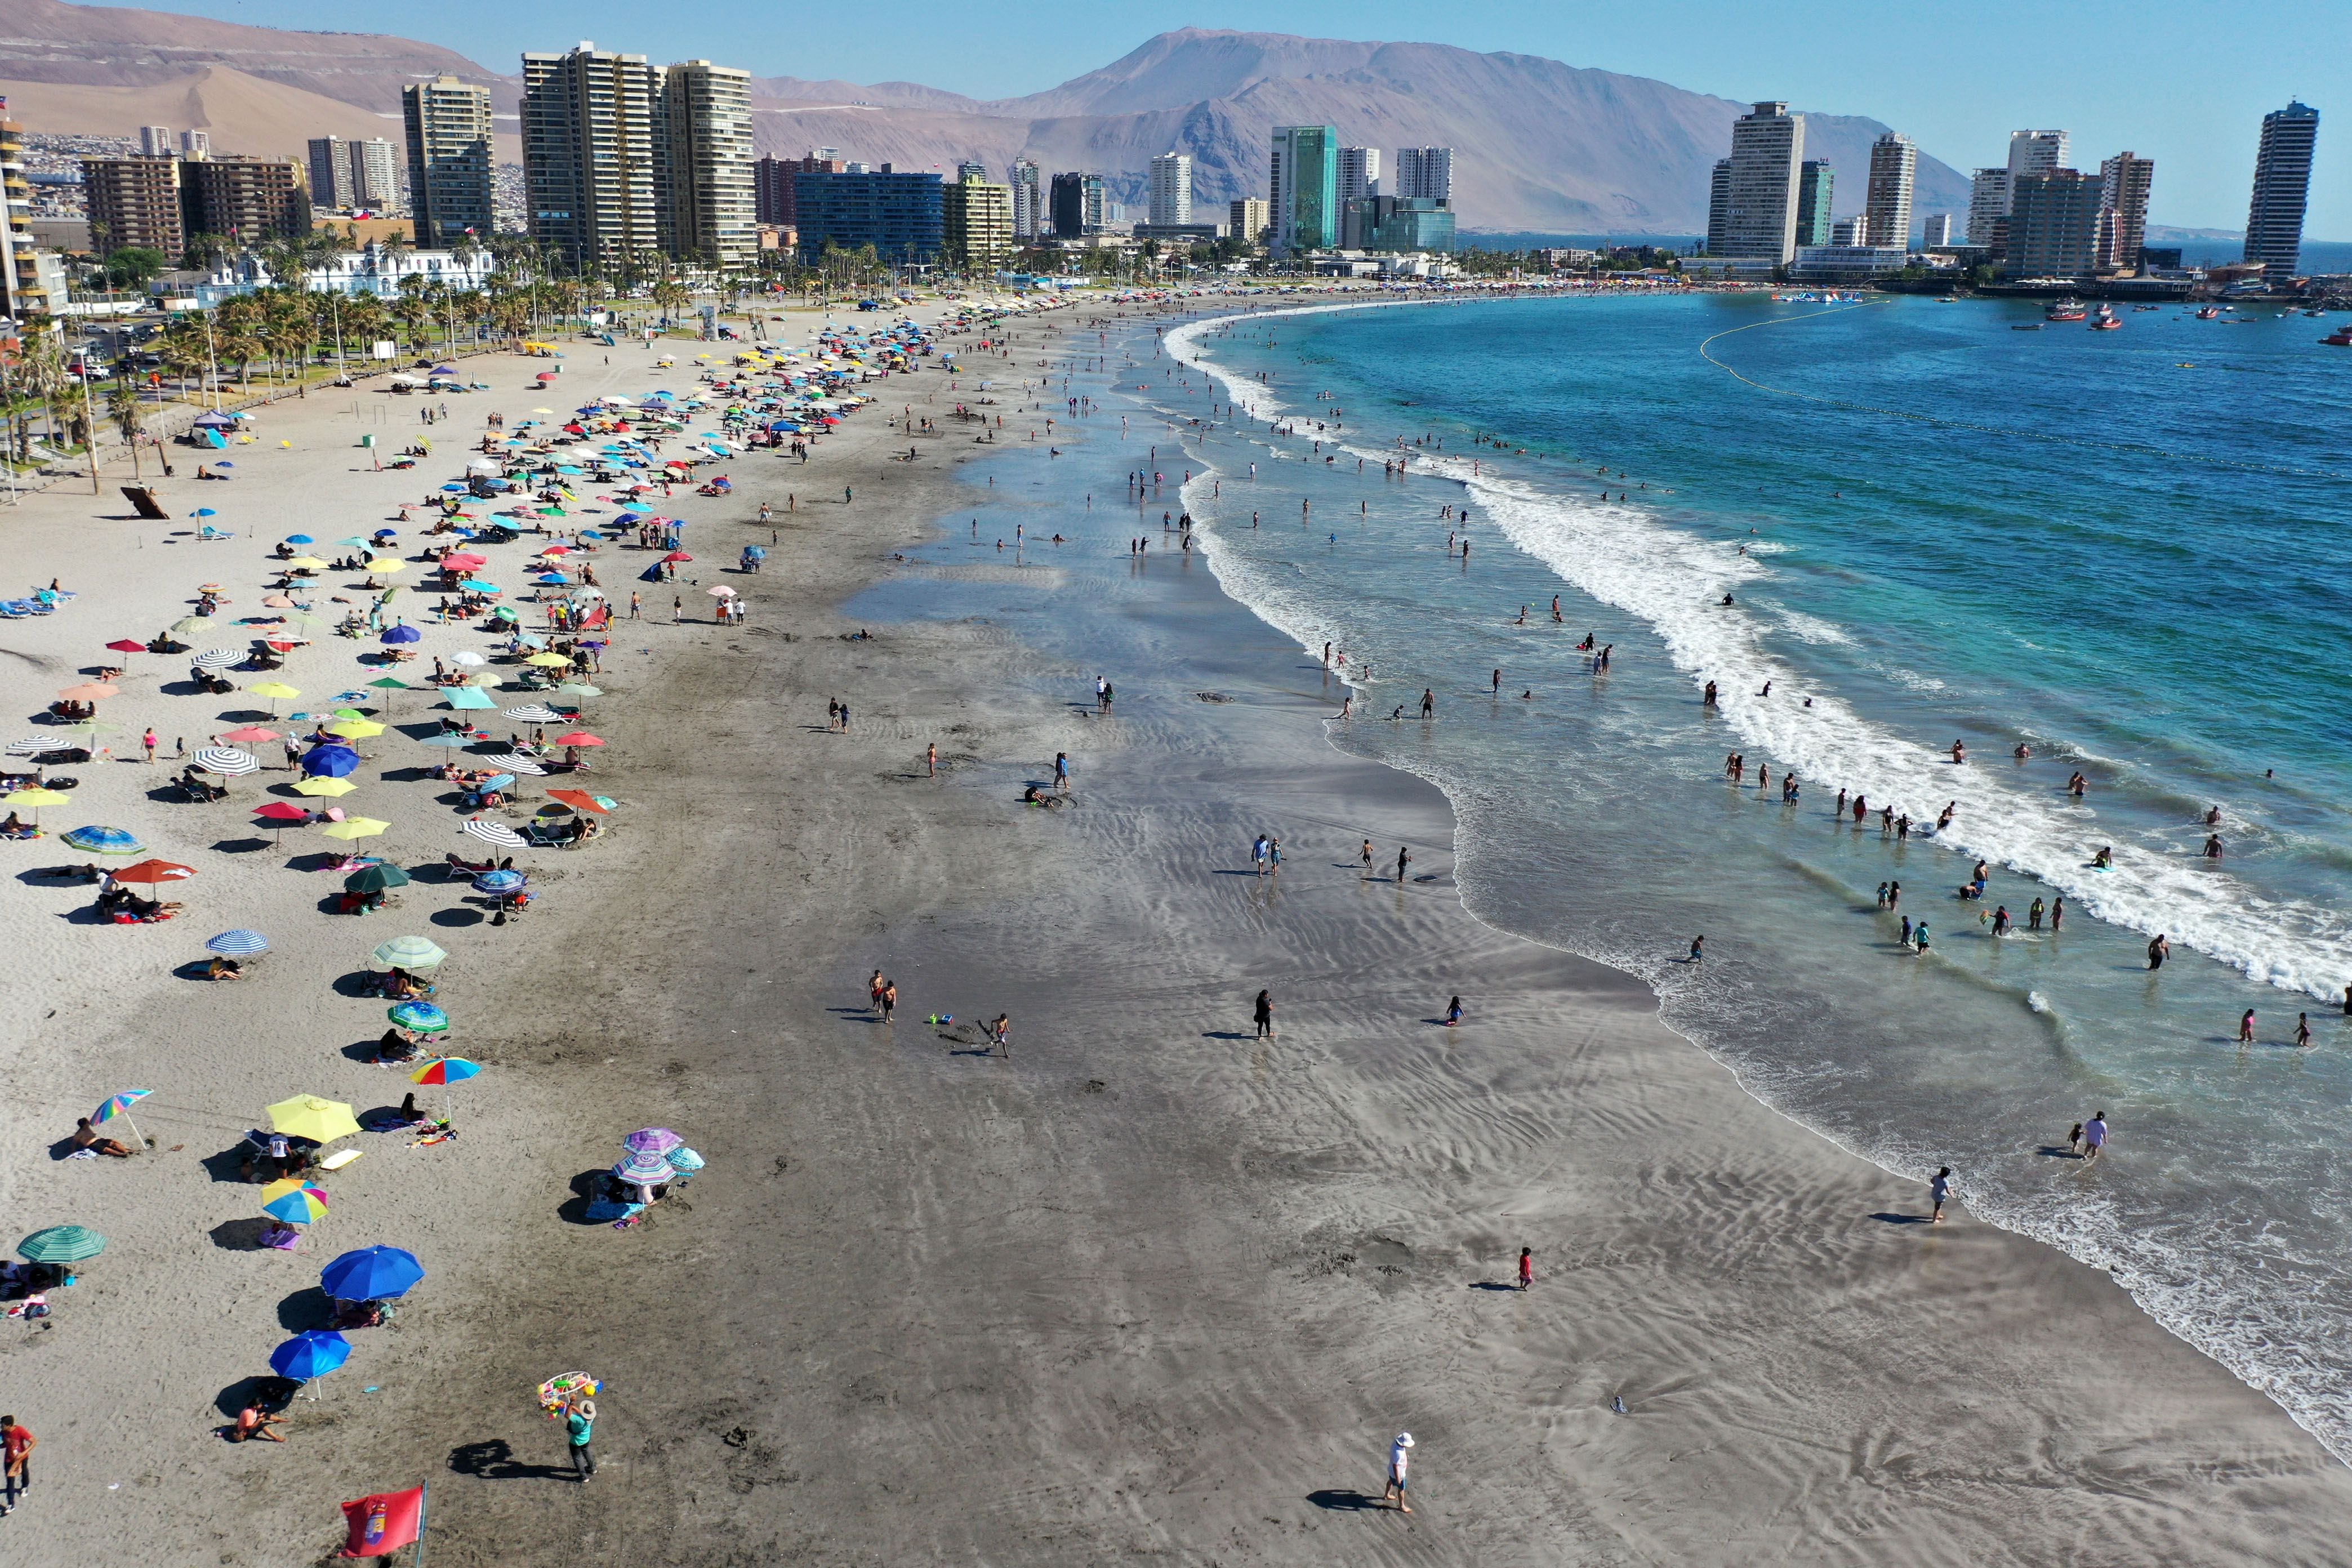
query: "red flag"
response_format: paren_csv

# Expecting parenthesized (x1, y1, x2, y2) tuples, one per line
(339, 1486, 424, 1557)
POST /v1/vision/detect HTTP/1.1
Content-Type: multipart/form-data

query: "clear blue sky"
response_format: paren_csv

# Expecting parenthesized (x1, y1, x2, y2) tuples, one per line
(144, 0, 2341, 234)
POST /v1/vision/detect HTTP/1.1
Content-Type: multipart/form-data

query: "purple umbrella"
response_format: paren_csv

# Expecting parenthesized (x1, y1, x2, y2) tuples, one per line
(622, 1126, 683, 1156)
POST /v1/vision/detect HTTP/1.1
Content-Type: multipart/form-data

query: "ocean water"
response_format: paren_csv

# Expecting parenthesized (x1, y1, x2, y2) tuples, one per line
(1130, 293, 2352, 1462)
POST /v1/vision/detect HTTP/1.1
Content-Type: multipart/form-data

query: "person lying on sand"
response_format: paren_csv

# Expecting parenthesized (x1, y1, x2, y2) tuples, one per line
(69, 1117, 132, 1157)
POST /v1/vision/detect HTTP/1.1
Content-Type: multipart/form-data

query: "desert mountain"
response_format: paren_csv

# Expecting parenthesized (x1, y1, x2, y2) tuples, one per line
(0, 4, 1968, 235)
(750, 30, 1969, 234)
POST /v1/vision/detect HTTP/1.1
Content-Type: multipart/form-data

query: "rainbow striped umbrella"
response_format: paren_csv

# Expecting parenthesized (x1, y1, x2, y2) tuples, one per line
(260, 1178, 330, 1224)
(93, 1089, 152, 1145)
(409, 1055, 481, 1117)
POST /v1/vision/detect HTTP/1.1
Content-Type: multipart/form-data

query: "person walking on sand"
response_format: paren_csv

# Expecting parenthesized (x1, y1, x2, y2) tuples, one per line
(2083, 1111, 2108, 1162)
(870, 970, 886, 1013)
(629, 591, 641, 620)
(565, 1396, 596, 1482)
(1254, 988, 1275, 1040)
(1517, 1247, 1534, 1290)
(141, 728, 156, 764)
(1360, 839, 1375, 876)
(926, 742, 937, 778)
(1383, 1432, 1414, 1513)
(881, 981, 897, 1024)
(0, 1414, 31, 1513)
(991, 1013, 1011, 1057)
(1251, 834, 1269, 876)
(1930, 1166, 1953, 1223)
(1055, 752, 1070, 792)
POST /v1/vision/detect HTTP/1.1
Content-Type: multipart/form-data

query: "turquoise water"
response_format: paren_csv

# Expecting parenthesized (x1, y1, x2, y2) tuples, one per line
(1148, 293, 2352, 1460)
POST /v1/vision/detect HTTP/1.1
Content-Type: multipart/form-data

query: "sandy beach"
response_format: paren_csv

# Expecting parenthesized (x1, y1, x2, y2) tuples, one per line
(5, 291, 2351, 1566)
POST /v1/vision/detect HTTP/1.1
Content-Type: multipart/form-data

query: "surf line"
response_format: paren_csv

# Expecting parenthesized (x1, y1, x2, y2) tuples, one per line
(1697, 305, 2352, 483)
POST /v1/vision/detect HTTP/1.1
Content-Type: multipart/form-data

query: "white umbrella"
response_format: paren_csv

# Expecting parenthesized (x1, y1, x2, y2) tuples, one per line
(190, 649, 243, 669)
(6, 738, 50, 756)
(502, 706, 564, 724)
(461, 818, 527, 848)
(192, 747, 259, 776)
(482, 753, 549, 775)
(452, 651, 487, 667)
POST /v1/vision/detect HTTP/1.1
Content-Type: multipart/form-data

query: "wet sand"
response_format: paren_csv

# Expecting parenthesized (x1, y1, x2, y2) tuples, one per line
(6, 298, 2352, 1565)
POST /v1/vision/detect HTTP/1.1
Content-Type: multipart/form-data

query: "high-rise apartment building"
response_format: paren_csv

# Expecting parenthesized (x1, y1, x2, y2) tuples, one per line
(1148, 152, 1192, 227)
(1966, 167, 2011, 247)
(1393, 146, 1453, 202)
(1338, 145, 1380, 202)
(1269, 124, 1339, 253)
(1706, 159, 1732, 253)
(1228, 197, 1268, 247)
(755, 152, 845, 227)
(2006, 169, 2102, 278)
(180, 130, 210, 159)
(2006, 130, 2068, 186)
(1009, 157, 1041, 239)
(1049, 171, 1104, 238)
(403, 75, 495, 244)
(793, 170, 943, 265)
(1794, 159, 1834, 247)
(660, 60, 756, 266)
(180, 154, 311, 243)
(942, 171, 1012, 271)
(1864, 132, 1916, 248)
(2093, 151, 2153, 273)
(1716, 101, 1805, 264)
(522, 42, 663, 272)
(81, 155, 184, 256)
(2243, 101, 2318, 283)
(138, 126, 172, 157)
(307, 137, 402, 211)
(955, 161, 988, 184)
(0, 108, 47, 317)
(1919, 212, 1957, 247)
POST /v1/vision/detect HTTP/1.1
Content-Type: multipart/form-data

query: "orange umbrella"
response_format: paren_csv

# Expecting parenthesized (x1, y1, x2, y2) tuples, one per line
(545, 789, 610, 814)
(552, 732, 604, 747)
(111, 859, 195, 884)
(57, 683, 119, 701)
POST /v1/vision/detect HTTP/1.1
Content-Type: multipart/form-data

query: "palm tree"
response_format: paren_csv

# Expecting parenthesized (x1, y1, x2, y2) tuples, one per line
(106, 375, 145, 480)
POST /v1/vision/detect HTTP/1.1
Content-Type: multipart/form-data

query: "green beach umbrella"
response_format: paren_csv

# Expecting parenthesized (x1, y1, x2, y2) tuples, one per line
(20, 1225, 106, 1263)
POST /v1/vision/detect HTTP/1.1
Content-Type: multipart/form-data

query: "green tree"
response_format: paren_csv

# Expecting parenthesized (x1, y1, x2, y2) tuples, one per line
(106, 374, 146, 480)
(104, 246, 167, 289)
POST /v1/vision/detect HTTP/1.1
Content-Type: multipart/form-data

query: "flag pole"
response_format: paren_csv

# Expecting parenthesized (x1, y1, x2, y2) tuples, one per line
(413, 1480, 428, 1568)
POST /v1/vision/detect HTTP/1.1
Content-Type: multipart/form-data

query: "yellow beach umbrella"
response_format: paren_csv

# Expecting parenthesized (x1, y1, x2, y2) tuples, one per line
(265, 1094, 360, 1144)
(285, 556, 329, 571)
(326, 720, 385, 740)
(364, 558, 412, 574)
(4, 786, 69, 827)
(524, 652, 571, 668)
(318, 816, 390, 841)
(171, 616, 215, 637)
(292, 777, 357, 798)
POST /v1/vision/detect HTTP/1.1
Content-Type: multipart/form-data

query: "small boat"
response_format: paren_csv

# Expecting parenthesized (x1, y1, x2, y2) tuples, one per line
(2133, 304, 2161, 311)
(2046, 298, 2087, 322)
(2089, 304, 2122, 330)
(2322, 323, 2352, 346)
(2011, 323, 2043, 331)
(2196, 306, 2221, 319)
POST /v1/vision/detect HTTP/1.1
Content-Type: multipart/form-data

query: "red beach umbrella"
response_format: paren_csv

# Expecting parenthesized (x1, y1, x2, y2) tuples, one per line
(551, 731, 604, 748)
(111, 859, 195, 884)
(105, 639, 146, 655)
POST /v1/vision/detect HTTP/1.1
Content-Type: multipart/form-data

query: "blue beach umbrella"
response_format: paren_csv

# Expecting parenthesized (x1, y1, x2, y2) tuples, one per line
(380, 625, 421, 645)
(300, 744, 361, 778)
(189, 508, 216, 518)
(206, 929, 269, 956)
(471, 868, 525, 894)
(387, 1001, 448, 1032)
(321, 1245, 425, 1301)
(270, 1330, 350, 1381)
(284, 534, 314, 544)
(62, 825, 144, 855)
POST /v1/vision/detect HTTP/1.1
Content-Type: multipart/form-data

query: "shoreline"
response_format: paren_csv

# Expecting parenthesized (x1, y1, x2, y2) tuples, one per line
(6, 293, 2350, 1563)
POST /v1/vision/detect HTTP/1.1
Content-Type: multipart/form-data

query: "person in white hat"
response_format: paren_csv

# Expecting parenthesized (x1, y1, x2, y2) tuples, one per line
(1383, 1432, 1413, 1513)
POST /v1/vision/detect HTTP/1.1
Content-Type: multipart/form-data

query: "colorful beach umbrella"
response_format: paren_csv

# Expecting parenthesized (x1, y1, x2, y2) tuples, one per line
(613, 1148, 676, 1188)
(622, 1126, 684, 1156)
(61, 826, 144, 855)
(260, 1178, 330, 1224)
(92, 1089, 152, 1145)
(321, 1246, 425, 1302)
(207, 929, 269, 956)
(471, 868, 525, 894)
(386, 1001, 448, 1033)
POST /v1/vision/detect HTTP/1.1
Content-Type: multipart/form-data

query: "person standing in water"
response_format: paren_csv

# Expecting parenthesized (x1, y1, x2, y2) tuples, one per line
(2148, 934, 2170, 970)
(1444, 995, 1463, 1027)
(2239, 1009, 2257, 1044)
(1396, 845, 1413, 884)
(2295, 1012, 2313, 1048)
(1420, 688, 1435, 719)
(2082, 1111, 2108, 1161)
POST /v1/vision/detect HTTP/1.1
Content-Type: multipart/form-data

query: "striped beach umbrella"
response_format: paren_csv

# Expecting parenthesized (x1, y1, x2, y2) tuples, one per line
(370, 934, 447, 972)
(622, 1127, 683, 1156)
(471, 868, 526, 894)
(190, 648, 243, 669)
(193, 747, 259, 776)
(502, 705, 564, 724)
(482, 754, 546, 775)
(6, 738, 50, 756)
(93, 1089, 153, 1145)
(206, 929, 269, 955)
(461, 818, 526, 848)
(19, 1225, 106, 1263)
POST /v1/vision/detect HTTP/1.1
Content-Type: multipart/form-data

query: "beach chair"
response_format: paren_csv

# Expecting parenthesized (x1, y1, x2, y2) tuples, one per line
(0, 602, 25, 618)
